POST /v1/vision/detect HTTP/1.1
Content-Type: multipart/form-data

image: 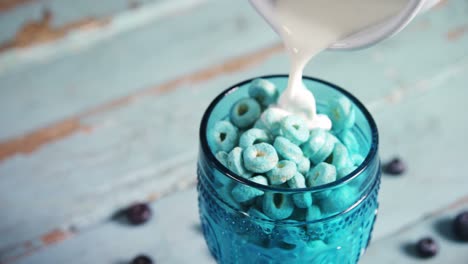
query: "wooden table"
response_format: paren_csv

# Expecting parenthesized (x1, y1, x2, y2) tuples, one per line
(0, 0, 467, 263)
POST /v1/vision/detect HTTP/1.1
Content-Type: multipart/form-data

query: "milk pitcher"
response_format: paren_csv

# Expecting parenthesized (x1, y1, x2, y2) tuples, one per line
(250, 0, 440, 50)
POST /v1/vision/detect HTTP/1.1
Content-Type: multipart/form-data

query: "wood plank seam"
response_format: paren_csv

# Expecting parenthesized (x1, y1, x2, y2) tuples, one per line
(0, 43, 283, 163)
(0, 178, 197, 264)
(0, 0, 210, 73)
(366, 54, 468, 112)
(2, 184, 466, 263)
(0, 229, 74, 264)
(0, 30, 466, 263)
(1, 44, 467, 264)
(0, 0, 33, 13)
(0, 9, 110, 53)
(446, 24, 468, 41)
(372, 194, 468, 241)
(0, 156, 197, 262)
(0, 151, 198, 262)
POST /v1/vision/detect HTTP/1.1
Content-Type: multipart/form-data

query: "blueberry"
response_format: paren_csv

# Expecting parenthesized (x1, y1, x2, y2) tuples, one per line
(453, 211, 468, 241)
(131, 255, 153, 264)
(383, 157, 406, 175)
(126, 203, 152, 225)
(416, 237, 438, 258)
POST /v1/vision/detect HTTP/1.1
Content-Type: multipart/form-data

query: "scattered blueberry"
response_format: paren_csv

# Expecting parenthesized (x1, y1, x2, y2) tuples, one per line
(416, 237, 438, 258)
(126, 203, 152, 225)
(383, 157, 406, 175)
(453, 211, 468, 241)
(131, 254, 153, 264)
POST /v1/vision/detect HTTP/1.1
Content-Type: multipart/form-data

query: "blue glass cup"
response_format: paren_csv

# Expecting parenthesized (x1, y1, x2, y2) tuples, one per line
(197, 75, 380, 264)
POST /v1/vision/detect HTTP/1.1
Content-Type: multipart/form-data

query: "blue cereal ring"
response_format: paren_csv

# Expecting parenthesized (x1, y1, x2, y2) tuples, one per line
(215, 151, 228, 167)
(319, 186, 357, 214)
(217, 182, 241, 209)
(230, 98, 261, 128)
(274, 223, 304, 245)
(307, 240, 327, 250)
(329, 97, 356, 132)
(253, 118, 268, 131)
(302, 129, 336, 164)
(287, 172, 305, 188)
(331, 143, 353, 170)
(280, 115, 309, 145)
(307, 162, 337, 187)
(288, 173, 313, 208)
(306, 205, 324, 235)
(239, 128, 271, 149)
(306, 205, 322, 221)
(248, 78, 278, 107)
(337, 165, 357, 179)
(351, 154, 365, 166)
(243, 143, 279, 173)
(297, 156, 311, 175)
(266, 160, 297, 185)
(231, 175, 268, 203)
(227, 147, 250, 178)
(326, 233, 346, 245)
(274, 136, 303, 163)
(247, 207, 275, 234)
(210, 120, 239, 152)
(214, 151, 231, 186)
(262, 192, 294, 220)
(337, 130, 360, 155)
(255, 108, 289, 136)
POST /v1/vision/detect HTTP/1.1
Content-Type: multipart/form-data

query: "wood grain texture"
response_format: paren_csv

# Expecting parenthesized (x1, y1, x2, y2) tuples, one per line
(0, 9, 109, 52)
(12, 191, 468, 264)
(361, 197, 468, 264)
(0, 0, 276, 141)
(1, 52, 467, 262)
(371, 57, 468, 240)
(0, 0, 208, 70)
(0, 0, 144, 46)
(0, 0, 33, 12)
(0, 118, 85, 161)
(12, 189, 209, 264)
(0, 0, 113, 46)
(0, 0, 467, 263)
(0, 43, 282, 162)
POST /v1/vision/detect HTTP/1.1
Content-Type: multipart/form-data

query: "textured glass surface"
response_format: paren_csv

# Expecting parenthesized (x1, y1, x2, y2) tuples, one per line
(197, 75, 380, 264)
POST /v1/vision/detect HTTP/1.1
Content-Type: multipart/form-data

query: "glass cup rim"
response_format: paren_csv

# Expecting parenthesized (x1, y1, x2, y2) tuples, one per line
(199, 74, 379, 194)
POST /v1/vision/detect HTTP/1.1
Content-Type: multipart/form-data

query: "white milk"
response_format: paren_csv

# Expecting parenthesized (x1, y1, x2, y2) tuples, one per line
(251, 0, 407, 129)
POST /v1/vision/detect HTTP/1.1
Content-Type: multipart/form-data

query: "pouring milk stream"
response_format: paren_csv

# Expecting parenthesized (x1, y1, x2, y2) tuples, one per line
(250, 0, 439, 130)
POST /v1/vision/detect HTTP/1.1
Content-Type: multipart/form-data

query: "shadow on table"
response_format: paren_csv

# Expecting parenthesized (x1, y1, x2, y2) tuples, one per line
(401, 242, 418, 258)
(192, 223, 203, 234)
(433, 217, 458, 242)
(111, 209, 133, 226)
(402, 216, 460, 258)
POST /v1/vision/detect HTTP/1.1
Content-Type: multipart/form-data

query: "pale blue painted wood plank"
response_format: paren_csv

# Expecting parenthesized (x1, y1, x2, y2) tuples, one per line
(0, 0, 167, 45)
(0, 87, 207, 249)
(0, 1, 43, 45)
(3, 0, 466, 252)
(361, 199, 468, 264)
(1, 0, 467, 142)
(0, 0, 467, 262)
(13, 189, 212, 264)
(13, 191, 468, 264)
(370, 57, 468, 239)
(0, 0, 276, 140)
(1, 52, 467, 262)
(0, 0, 208, 70)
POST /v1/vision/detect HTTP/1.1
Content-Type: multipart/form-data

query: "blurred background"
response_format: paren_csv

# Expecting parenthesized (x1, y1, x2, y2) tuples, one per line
(0, 0, 467, 263)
